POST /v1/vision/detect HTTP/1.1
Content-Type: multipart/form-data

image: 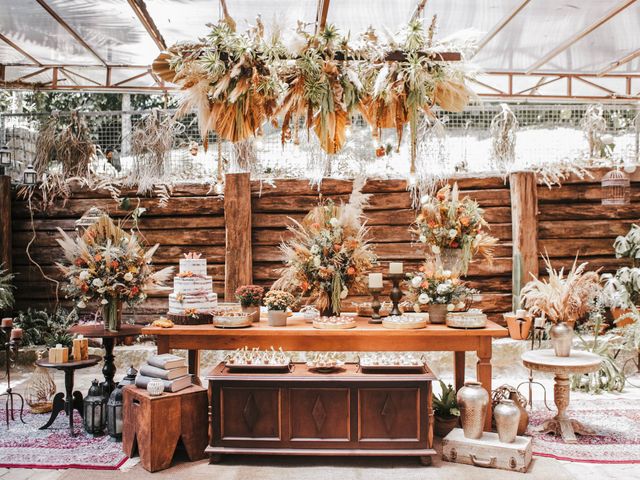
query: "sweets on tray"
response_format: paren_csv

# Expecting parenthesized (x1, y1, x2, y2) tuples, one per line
(382, 314, 428, 330)
(306, 352, 345, 372)
(353, 301, 392, 317)
(312, 316, 357, 329)
(359, 352, 425, 369)
(446, 309, 487, 329)
(212, 311, 252, 328)
(225, 347, 290, 368)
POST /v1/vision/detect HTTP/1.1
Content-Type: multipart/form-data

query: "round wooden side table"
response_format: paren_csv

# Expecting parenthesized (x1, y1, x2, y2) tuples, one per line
(69, 324, 143, 395)
(36, 355, 101, 436)
(522, 349, 602, 443)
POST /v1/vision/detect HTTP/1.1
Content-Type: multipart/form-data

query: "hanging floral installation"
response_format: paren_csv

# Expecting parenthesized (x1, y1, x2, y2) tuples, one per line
(272, 178, 377, 315)
(167, 17, 282, 147)
(277, 23, 362, 154)
(490, 103, 518, 173)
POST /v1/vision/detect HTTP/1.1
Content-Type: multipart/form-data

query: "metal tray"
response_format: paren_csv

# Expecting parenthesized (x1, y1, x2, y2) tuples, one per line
(358, 363, 426, 373)
(224, 362, 293, 372)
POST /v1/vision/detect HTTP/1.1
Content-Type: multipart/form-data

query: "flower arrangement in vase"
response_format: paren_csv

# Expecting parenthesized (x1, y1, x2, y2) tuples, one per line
(406, 263, 477, 323)
(235, 285, 265, 322)
(412, 183, 497, 276)
(56, 215, 173, 332)
(273, 178, 377, 316)
(264, 290, 295, 327)
(521, 255, 602, 356)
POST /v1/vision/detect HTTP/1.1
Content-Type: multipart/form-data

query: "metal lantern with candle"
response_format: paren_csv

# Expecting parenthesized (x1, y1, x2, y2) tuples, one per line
(106, 366, 137, 441)
(22, 164, 37, 185)
(83, 379, 106, 436)
(0, 143, 11, 175)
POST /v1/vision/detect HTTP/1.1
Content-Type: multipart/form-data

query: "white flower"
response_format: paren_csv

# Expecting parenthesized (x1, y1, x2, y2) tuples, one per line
(311, 245, 321, 255)
(431, 245, 440, 254)
(449, 229, 457, 238)
(329, 217, 340, 228)
(418, 293, 430, 305)
(457, 301, 466, 310)
(124, 272, 134, 282)
(420, 195, 429, 206)
(442, 270, 452, 278)
(340, 288, 349, 299)
(419, 235, 427, 243)
(447, 303, 455, 311)
(101, 298, 109, 305)
(77, 301, 86, 308)
(92, 278, 103, 287)
(313, 256, 321, 267)
(601, 134, 614, 145)
(79, 270, 90, 281)
(411, 276, 423, 288)
(436, 283, 451, 295)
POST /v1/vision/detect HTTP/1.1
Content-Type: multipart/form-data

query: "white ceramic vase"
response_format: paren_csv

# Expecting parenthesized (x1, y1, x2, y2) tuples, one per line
(267, 310, 287, 327)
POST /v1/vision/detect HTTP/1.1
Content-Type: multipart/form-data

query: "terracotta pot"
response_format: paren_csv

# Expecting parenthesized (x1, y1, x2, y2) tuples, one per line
(504, 312, 532, 340)
(550, 322, 573, 357)
(457, 381, 489, 439)
(428, 304, 448, 324)
(434, 415, 459, 438)
(611, 307, 637, 328)
(242, 305, 260, 323)
(267, 310, 287, 327)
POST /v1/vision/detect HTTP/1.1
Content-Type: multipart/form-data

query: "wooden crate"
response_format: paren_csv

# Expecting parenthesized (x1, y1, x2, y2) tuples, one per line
(206, 363, 437, 464)
(442, 428, 532, 473)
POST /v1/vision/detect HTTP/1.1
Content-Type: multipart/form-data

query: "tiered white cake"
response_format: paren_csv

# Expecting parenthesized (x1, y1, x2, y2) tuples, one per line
(168, 253, 217, 323)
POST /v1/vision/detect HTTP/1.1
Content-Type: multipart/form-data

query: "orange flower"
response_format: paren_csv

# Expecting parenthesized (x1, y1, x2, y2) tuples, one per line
(333, 243, 342, 252)
(347, 266, 356, 276)
(94, 254, 102, 262)
(450, 241, 459, 248)
(437, 191, 446, 201)
(130, 286, 139, 296)
(75, 258, 86, 267)
(460, 216, 470, 227)
(80, 283, 89, 292)
(427, 220, 436, 228)
(111, 260, 119, 269)
(375, 145, 386, 157)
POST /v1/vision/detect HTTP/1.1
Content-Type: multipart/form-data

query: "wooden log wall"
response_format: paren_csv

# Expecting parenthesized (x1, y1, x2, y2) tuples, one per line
(250, 177, 514, 323)
(10, 184, 225, 325)
(536, 168, 640, 275)
(6, 168, 639, 327)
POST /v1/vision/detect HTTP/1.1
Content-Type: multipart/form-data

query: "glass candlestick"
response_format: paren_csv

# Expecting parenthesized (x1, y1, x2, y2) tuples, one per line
(369, 288, 382, 324)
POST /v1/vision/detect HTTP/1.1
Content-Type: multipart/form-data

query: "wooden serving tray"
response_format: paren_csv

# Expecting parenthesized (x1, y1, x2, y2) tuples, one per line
(312, 321, 357, 329)
(224, 362, 293, 372)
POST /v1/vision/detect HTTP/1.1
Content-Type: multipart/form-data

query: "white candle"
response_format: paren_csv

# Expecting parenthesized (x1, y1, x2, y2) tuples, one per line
(516, 309, 527, 319)
(368, 273, 383, 289)
(534, 317, 545, 328)
(389, 262, 403, 274)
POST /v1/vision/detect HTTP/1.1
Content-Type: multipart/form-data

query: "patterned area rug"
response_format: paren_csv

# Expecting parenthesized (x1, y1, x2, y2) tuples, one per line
(0, 408, 128, 470)
(528, 398, 640, 463)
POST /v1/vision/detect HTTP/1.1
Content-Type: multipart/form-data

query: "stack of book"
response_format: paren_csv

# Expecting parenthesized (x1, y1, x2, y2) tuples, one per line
(135, 353, 192, 393)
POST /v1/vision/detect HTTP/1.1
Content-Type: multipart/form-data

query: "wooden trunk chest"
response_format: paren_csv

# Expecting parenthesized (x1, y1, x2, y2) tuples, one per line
(206, 363, 436, 464)
(442, 428, 532, 473)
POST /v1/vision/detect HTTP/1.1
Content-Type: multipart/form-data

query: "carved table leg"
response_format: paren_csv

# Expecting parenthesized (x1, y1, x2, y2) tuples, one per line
(539, 373, 595, 443)
(101, 337, 116, 396)
(476, 338, 492, 431)
(454, 351, 465, 392)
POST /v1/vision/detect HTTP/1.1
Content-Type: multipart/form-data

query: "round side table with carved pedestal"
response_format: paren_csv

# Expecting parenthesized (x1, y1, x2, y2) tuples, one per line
(522, 349, 602, 444)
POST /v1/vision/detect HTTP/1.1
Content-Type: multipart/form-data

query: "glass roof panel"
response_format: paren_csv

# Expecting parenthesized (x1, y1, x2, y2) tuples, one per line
(5, 66, 53, 83)
(0, 0, 98, 65)
(325, 0, 415, 38)
(45, 0, 160, 66)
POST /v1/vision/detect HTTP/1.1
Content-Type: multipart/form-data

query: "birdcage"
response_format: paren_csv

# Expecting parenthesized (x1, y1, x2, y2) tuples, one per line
(601, 169, 630, 206)
(25, 351, 57, 414)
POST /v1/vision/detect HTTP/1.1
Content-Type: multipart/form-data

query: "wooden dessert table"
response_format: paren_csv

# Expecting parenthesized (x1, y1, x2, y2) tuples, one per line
(143, 317, 508, 430)
(522, 349, 602, 443)
(69, 324, 143, 395)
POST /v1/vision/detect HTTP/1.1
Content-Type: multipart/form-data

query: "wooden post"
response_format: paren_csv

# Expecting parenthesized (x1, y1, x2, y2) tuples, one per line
(0, 175, 11, 272)
(223, 173, 252, 301)
(509, 171, 538, 310)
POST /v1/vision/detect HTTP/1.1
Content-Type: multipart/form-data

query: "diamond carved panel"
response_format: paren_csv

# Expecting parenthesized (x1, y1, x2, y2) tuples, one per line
(311, 395, 327, 432)
(243, 393, 259, 431)
(380, 394, 396, 433)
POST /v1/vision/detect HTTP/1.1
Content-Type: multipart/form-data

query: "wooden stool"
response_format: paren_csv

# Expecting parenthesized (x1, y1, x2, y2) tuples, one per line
(122, 384, 208, 472)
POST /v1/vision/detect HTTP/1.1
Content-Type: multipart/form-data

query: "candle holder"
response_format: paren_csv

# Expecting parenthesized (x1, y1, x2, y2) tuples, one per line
(1, 325, 26, 427)
(368, 288, 383, 324)
(388, 273, 404, 316)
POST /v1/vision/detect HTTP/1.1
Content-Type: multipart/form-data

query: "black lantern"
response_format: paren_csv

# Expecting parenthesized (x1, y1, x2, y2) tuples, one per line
(83, 379, 106, 436)
(0, 144, 11, 176)
(22, 164, 37, 185)
(106, 366, 137, 441)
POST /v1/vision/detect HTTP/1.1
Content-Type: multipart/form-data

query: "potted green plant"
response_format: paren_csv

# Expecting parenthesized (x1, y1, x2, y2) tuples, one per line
(264, 290, 295, 327)
(0, 264, 15, 314)
(433, 380, 460, 437)
(235, 285, 264, 323)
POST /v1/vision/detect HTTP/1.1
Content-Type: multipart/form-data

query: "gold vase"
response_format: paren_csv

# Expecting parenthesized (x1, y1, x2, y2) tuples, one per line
(103, 298, 123, 332)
